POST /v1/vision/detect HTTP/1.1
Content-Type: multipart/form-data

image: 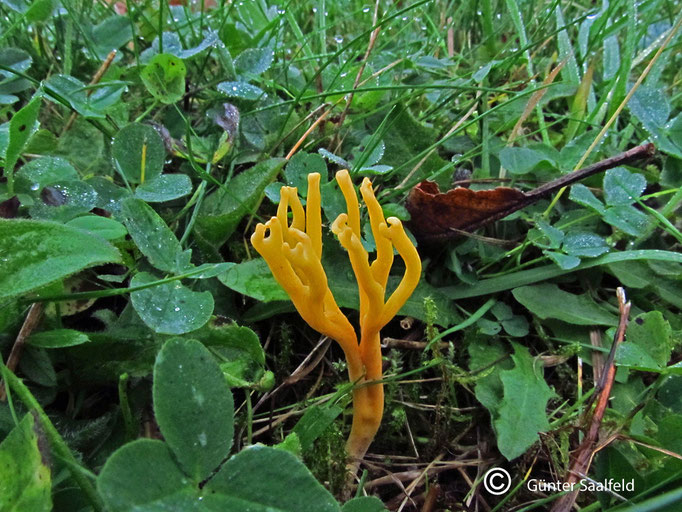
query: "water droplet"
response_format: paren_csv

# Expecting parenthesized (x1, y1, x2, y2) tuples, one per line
(334, 34, 344, 44)
(30, 183, 39, 191)
(174, 306, 180, 312)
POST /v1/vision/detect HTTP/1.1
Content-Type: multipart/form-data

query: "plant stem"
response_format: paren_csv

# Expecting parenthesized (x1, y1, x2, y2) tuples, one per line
(0, 362, 104, 512)
(245, 390, 253, 446)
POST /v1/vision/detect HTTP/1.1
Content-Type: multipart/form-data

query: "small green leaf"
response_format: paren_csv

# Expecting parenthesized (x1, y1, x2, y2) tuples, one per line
(624, 311, 672, 369)
(628, 85, 670, 139)
(501, 315, 529, 337)
(25, 0, 53, 22)
(28, 329, 90, 348)
(204, 445, 339, 512)
(19, 346, 55, 387)
(135, 174, 192, 202)
(603, 205, 650, 236)
(194, 321, 267, 389)
(120, 197, 188, 274)
(274, 433, 302, 457)
(529, 220, 564, 249)
(197, 158, 286, 245)
(318, 148, 350, 168)
(512, 283, 618, 326)
(140, 53, 186, 104)
(218, 258, 288, 302)
(0, 413, 51, 511)
(0, 219, 121, 300)
(468, 338, 511, 414)
(15, 156, 78, 194)
(143, 31, 220, 62)
(562, 232, 610, 257)
(544, 251, 581, 270)
(153, 338, 234, 482)
(28, 180, 99, 223)
(191, 262, 234, 279)
(112, 123, 166, 184)
(87, 15, 133, 60)
(607, 261, 655, 289)
(495, 343, 554, 460)
(477, 317, 501, 335)
(499, 147, 553, 175)
(217, 81, 265, 100)
(615, 343, 663, 372)
(130, 272, 214, 335)
(284, 152, 327, 195)
(292, 404, 344, 453)
(97, 439, 192, 512)
(491, 302, 513, 321)
(0, 48, 32, 104)
(569, 184, 605, 214)
(342, 496, 387, 512)
(664, 113, 682, 158)
(603, 167, 647, 206)
(65, 215, 128, 240)
(5, 93, 41, 192)
(234, 47, 274, 76)
(43, 75, 105, 118)
(55, 118, 106, 172)
(23, 128, 57, 154)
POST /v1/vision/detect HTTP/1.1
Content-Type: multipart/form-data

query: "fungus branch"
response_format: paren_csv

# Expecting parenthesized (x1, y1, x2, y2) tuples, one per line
(251, 170, 421, 470)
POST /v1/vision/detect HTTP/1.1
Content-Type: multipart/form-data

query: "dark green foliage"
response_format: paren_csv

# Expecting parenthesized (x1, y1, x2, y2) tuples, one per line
(1, 1, 682, 511)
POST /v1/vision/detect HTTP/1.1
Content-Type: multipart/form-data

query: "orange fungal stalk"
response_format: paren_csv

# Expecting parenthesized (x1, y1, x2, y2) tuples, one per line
(251, 170, 421, 468)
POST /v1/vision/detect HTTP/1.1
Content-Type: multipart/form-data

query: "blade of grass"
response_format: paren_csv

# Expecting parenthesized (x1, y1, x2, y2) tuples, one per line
(444, 250, 682, 299)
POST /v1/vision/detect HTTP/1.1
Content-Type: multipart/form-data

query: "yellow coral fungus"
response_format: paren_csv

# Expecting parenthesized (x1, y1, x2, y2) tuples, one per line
(251, 170, 421, 468)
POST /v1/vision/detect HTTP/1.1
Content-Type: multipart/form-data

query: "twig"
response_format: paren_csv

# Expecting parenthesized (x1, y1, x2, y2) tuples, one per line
(506, 60, 565, 148)
(550, 287, 630, 512)
(284, 58, 403, 162)
(446, 17, 454, 57)
(0, 303, 44, 401)
(251, 336, 331, 415)
(527, 144, 655, 200)
(589, 329, 604, 385)
(285, 108, 335, 160)
(382, 337, 449, 351)
(364, 457, 471, 489)
(396, 454, 445, 512)
(416, 142, 655, 242)
(421, 483, 441, 512)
